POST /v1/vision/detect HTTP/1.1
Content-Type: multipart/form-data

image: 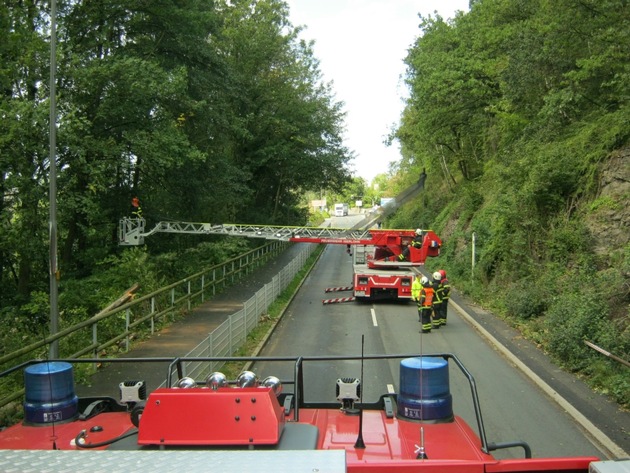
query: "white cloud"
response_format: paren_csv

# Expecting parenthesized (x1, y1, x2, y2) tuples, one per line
(286, 0, 469, 182)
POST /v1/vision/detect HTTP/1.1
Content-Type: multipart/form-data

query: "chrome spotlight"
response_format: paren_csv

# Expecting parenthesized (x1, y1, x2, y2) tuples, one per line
(236, 370, 258, 388)
(261, 376, 282, 396)
(176, 376, 197, 388)
(206, 372, 228, 390)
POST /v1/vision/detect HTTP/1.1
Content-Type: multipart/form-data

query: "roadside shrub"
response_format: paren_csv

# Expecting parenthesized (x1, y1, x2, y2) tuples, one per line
(503, 277, 547, 320)
(545, 290, 605, 371)
(545, 219, 592, 266)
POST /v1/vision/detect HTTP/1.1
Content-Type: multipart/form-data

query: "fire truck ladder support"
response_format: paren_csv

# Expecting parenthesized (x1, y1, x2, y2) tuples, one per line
(322, 297, 356, 305)
(324, 286, 353, 293)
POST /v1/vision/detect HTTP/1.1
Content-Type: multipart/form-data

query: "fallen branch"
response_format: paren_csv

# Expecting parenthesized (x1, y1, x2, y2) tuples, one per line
(584, 340, 630, 368)
(95, 284, 140, 317)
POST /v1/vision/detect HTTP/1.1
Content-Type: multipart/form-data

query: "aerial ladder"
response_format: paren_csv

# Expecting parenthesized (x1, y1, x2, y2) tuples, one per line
(118, 172, 439, 302)
(119, 218, 440, 267)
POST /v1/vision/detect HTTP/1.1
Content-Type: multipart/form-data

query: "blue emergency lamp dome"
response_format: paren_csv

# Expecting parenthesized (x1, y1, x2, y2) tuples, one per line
(23, 362, 78, 425)
(397, 357, 453, 422)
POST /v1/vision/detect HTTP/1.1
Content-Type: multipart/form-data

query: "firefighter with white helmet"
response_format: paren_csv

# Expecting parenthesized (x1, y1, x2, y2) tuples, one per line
(398, 229, 424, 262)
(417, 275, 434, 333)
(431, 271, 444, 329)
(438, 270, 450, 325)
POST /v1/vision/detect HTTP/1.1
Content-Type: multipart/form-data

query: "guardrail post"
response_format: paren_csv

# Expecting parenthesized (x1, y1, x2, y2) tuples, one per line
(126, 308, 131, 351)
(187, 280, 192, 311)
(201, 275, 205, 302)
(151, 296, 155, 334)
(229, 317, 233, 354)
(93, 323, 98, 370)
(149, 296, 155, 335)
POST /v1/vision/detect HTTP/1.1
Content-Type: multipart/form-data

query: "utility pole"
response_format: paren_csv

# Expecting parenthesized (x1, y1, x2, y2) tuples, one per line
(471, 232, 476, 276)
(49, 0, 59, 358)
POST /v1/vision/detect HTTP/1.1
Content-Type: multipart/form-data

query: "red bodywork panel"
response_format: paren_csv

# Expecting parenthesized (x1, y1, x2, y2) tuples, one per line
(289, 229, 442, 266)
(138, 387, 285, 446)
(0, 412, 132, 450)
(353, 272, 414, 299)
(0, 352, 601, 473)
(0, 405, 598, 473)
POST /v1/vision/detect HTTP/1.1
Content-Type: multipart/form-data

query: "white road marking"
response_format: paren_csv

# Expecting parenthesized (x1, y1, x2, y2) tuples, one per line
(371, 308, 378, 326)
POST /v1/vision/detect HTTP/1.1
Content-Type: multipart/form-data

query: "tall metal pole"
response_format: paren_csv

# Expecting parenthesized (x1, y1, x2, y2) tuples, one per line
(471, 232, 476, 276)
(48, 0, 59, 358)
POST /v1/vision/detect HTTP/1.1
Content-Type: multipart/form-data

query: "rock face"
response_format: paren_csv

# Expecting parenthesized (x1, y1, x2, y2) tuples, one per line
(587, 147, 630, 256)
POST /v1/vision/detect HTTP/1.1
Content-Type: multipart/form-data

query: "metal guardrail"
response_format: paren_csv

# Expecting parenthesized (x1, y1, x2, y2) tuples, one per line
(0, 242, 289, 401)
(0, 242, 317, 410)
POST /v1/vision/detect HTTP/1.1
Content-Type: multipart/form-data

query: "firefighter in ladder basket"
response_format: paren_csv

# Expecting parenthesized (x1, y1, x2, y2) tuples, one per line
(398, 228, 424, 262)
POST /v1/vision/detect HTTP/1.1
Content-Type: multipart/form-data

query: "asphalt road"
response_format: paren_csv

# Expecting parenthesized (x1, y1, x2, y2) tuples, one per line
(255, 214, 629, 460)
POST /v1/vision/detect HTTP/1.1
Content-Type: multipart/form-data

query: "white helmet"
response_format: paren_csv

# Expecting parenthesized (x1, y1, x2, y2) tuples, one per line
(420, 276, 429, 285)
(415, 228, 423, 235)
(432, 271, 442, 281)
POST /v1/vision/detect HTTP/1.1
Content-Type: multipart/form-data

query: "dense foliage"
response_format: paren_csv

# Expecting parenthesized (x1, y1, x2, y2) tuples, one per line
(0, 0, 352, 329)
(393, 0, 629, 406)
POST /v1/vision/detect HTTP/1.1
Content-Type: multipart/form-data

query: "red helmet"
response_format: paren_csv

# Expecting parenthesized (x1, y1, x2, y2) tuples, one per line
(438, 269, 446, 279)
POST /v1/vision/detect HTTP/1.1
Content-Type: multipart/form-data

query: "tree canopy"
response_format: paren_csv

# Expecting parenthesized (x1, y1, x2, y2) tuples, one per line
(1, 0, 352, 304)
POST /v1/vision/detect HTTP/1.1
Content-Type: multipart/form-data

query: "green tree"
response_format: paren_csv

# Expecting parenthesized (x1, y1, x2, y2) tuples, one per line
(0, 0, 50, 301)
(216, 0, 352, 223)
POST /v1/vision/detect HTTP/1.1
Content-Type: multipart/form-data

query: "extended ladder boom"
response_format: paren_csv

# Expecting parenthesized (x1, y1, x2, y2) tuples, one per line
(118, 217, 441, 267)
(120, 218, 380, 246)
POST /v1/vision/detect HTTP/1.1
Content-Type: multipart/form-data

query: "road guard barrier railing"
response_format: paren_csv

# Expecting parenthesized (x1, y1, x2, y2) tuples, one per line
(0, 241, 316, 409)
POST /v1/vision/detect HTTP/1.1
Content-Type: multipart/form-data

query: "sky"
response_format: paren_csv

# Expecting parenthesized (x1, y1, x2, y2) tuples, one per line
(285, 0, 470, 183)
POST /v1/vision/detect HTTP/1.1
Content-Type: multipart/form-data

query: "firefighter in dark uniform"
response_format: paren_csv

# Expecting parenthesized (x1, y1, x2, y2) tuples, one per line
(438, 269, 450, 325)
(418, 276, 434, 333)
(398, 229, 424, 262)
(431, 271, 444, 329)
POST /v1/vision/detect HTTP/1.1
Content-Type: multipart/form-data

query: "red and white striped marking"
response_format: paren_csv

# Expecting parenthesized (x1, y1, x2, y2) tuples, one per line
(324, 286, 353, 293)
(322, 297, 356, 305)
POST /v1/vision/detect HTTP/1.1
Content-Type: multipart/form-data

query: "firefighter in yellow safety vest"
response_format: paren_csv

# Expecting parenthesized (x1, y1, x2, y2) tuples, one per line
(413, 275, 434, 333)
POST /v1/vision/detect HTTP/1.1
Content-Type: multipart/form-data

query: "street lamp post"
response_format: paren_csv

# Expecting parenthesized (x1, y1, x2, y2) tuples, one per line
(48, 0, 59, 358)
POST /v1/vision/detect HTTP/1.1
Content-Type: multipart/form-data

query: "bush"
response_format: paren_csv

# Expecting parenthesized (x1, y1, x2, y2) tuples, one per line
(503, 277, 547, 320)
(544, 291, 600, 371)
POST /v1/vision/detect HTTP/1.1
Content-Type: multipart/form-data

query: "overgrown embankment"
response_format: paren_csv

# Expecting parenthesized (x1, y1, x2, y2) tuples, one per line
(390, 133, 629, 409)
(389, 0, 629, 408)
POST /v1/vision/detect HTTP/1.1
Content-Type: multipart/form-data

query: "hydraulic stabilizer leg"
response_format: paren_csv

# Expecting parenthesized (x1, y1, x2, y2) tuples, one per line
(322, 297, 356, 305)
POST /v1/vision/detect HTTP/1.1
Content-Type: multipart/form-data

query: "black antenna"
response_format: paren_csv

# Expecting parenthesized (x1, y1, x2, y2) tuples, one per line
(46, 360, 58, 450)
(354, 335, 366, 449)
